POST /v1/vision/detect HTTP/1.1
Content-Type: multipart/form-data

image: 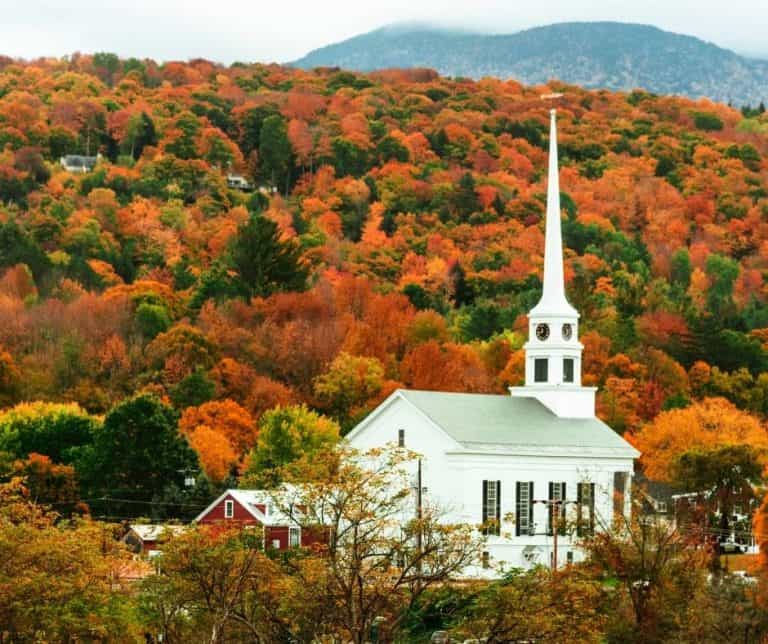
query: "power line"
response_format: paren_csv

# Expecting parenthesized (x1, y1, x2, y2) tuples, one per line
(49, 496, 210, 509)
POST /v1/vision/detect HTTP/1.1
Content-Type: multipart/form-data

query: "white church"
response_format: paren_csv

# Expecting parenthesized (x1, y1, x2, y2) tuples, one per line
(346, 110, 640, 571)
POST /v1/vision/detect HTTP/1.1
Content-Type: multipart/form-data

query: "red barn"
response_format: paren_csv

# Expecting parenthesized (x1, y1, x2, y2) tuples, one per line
(194, 488, 325, 550)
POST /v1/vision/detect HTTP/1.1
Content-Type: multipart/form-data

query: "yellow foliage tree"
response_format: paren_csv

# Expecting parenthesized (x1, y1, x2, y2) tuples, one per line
(630, 397, 768, 481)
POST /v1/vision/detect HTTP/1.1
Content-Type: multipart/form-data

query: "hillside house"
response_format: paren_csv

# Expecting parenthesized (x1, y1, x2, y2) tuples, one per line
(60, 154, 100, 173)
(194, 488, 325, 550)
(123, 524, 187, 556)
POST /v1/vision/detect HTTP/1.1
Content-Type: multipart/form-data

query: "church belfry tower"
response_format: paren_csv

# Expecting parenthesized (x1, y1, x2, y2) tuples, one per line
(510, 110, 596, 418)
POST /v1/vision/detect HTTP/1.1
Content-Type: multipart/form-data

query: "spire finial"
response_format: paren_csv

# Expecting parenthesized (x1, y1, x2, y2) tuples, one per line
(530, 109, 578, 318)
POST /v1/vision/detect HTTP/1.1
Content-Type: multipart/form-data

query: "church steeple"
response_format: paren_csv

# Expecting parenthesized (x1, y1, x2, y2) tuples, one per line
(510, 108, 596, 419)
(530, 110, 578, 319)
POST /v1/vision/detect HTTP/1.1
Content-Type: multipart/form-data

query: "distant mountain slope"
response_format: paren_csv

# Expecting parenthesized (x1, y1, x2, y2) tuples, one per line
(293, 22, 768, 105)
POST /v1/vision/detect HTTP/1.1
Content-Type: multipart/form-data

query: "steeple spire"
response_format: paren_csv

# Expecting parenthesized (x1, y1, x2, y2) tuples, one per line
(510, 107, 596, 418)
(530, 109, 578, 318)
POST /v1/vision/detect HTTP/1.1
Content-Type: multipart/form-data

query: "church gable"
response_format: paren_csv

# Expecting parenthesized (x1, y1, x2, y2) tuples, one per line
(345, 390, 462, 453)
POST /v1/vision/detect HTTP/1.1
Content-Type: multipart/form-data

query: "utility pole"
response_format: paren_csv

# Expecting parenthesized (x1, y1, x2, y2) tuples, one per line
(552, 498, 559, 571)
(533, 497, 574, 571)
(416, 458, 423, 592)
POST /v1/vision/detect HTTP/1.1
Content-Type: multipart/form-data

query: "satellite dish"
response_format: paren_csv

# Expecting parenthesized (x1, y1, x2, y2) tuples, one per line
(522, 545, 543, 563)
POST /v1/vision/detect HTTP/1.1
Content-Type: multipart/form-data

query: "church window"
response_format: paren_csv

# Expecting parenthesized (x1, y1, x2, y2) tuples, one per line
(482, 480, 501, 536)
(516, 481, 534, 536)
(563, 358, 574, 383)
(613, 472, 629, 520)
(535, 323, 550, 341)
(398, 428, 405, 447)
(482, 550, 490, 569)
(534, 358, 549, 383)
(548, 482, 566, 535)
(576, 482, 595, 537)
(562, 323, 573, 340)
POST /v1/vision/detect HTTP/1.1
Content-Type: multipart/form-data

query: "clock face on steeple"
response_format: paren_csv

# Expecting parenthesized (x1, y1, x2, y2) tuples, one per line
(562, 323, 573, 340)
(535, 323, 550, 341)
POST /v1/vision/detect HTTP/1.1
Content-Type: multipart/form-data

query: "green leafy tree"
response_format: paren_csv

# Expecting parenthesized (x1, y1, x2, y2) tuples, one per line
(670, 248, 692, 290)
(671, 444, 763, 535)
(0, 402, 99, 464)
(332, 138, 369, 177)
(258, 114, 292, 191)
(227, 214, 308, 299)
(705, 253, 739, 321)
(376, 135, 409, 163)
(123, 112, 157, 159)
(135, 301, 171, 340)
(92, 52, 120, 85)
(243, 405, 339, 487)
(77, 394, 198, 518)
(453, 172, 480, 222)
(313, 352, 384, 429)
(0, 221, 51, 283)
(170, 368, 216, 409)
(693, 112, 724, 131)
(449, 262, 475, 307)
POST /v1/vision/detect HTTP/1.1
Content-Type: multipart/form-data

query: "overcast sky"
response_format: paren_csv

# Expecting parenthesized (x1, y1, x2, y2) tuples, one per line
(1, 0, 766, 63)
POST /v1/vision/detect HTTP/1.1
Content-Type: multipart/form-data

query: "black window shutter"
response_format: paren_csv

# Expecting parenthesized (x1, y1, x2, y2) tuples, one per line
(495, 481, 501, 536)
(482, 480, 488, 527)
(561, 483, 567, 534)
(577, 483, 583, 537)
(548, 482, 554, 535)
(589, 483, 596, 534)
(515, 481, 521, 537)
(528, 482, 534, 535)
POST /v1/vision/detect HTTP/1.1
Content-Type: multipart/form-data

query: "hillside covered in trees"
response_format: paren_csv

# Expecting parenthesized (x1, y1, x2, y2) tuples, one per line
(293, 22, 768, 106)
(0, 53, 767, 515)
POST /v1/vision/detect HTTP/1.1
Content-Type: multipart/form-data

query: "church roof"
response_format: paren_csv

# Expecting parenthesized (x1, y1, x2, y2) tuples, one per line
(398, 390, 639, 457)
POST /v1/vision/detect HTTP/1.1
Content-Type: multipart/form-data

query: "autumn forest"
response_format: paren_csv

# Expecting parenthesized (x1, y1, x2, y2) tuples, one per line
(2, 51, 768, 641)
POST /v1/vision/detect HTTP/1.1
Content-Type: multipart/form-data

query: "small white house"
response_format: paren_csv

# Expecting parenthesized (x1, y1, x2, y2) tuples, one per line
(226, 174, 254, 191)
(60, 154, 100, 173)
(346, 110, 640, 573)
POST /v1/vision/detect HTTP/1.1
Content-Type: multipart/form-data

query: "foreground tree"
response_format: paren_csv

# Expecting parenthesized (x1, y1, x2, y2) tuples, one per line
(451, 567, 606, 644)
(0, 479, 139, 641)
(671, 443, 763, 537)
(139, 526, 290, 643)
(279, 446, 482, 643)
(584, 500, 710, 643)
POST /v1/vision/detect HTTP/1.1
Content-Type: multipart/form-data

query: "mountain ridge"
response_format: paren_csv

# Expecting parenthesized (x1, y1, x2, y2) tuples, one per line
(293, 21, 768, 105)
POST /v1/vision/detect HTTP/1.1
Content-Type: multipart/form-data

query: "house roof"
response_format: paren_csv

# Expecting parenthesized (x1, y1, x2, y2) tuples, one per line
(395, 390, 639, 457)
(127, 524, 187, 542)
(194, 486, 303, 526)
(61, 155, 97, 165)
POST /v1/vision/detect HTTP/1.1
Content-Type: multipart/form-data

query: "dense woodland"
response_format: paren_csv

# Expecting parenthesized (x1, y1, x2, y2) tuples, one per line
(2, 53, 768, 641)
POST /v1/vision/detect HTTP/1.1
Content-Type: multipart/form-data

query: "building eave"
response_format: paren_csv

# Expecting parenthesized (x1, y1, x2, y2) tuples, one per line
(446, 442, 640, 459)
